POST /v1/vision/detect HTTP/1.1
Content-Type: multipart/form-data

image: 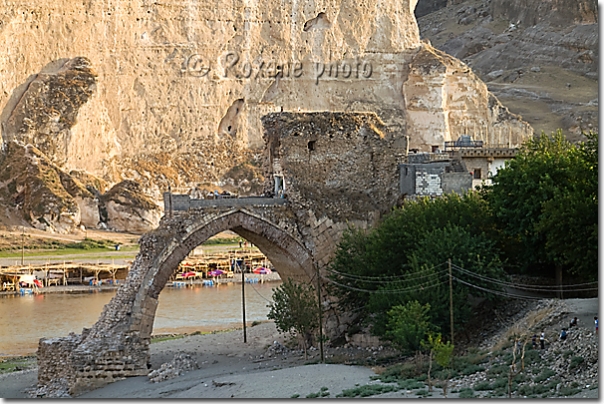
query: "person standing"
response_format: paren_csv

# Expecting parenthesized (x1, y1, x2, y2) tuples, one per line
(539, 331, 548, 349)
(594, 317, 598, 334)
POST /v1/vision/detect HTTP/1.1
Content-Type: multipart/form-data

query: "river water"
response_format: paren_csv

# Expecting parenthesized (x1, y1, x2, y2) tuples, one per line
(0, 281, 281, 357)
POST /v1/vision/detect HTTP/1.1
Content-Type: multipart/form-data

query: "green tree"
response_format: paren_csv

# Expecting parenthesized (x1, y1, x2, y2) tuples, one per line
(384, 301, 434, 354)
(422, 333, 454, 396)
(537, 132, 598, 280)
(487, 130, 598, 281)
(327, 192, 506, 338)
(267, 278, 319, 358)
(330, 192, 497, 320)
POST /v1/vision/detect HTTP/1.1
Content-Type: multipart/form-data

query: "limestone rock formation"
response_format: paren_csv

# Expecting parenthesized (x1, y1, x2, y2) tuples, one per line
(0, 141, 159, 234)
(2, 57, 97, 167)
(0, 0, 532, 207)
(417, 0, 598, 139)
(100, 180, 162, 234)
(0, 141, 93, 233)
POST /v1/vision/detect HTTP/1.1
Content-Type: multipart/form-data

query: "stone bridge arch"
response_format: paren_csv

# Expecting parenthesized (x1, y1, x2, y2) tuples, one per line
(37, 207, 315, 395)
(134, 208, 315, 340)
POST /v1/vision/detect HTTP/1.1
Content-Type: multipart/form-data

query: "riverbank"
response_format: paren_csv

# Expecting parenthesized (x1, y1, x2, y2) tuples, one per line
(0, 297, 598, 399)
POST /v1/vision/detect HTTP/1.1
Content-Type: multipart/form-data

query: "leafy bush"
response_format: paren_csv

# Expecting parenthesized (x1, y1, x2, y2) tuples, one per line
(267, 278, 319, 358)
(385, 301, 433, 353)
(327, 191, 507, 337)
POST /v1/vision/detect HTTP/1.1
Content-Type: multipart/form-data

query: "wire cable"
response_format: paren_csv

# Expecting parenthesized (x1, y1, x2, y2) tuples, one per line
(248, 281, 274, 304)
(452, 276, 548, 301)
(326, 268, 448, 284)
(451, 264, 599, 292)
(322, 273, 448, 294)
(324, 261, 448, 282)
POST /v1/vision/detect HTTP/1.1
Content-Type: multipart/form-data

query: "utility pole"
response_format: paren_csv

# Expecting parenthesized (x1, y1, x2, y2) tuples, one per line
(21, 227, 25, 266)
(448, 258, 454, 346)
(168, 185, 173, 218)
(241, 260, 247, 343)
(316, 262, 324, 363)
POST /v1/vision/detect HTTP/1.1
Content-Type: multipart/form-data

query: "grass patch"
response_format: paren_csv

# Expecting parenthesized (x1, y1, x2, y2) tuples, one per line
(0, 356, 37, 374)
(458, 388, 475, 398)
(336, 384, 399, 398)
(473, 381, 493, 391)
(533, 368, 556, 383)
(397, 379, 425, 390)
(202, 238, 239, 246)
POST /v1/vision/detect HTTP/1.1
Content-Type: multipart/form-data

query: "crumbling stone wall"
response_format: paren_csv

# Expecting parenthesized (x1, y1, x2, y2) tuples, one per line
(37, 112, 415, 395)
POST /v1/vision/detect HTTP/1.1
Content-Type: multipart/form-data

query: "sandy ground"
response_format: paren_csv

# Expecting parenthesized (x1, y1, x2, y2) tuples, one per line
(0, 298, 599, 399)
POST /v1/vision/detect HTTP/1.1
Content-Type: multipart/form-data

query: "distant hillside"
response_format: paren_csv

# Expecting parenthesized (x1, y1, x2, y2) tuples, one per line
(416, 0, 598, 140)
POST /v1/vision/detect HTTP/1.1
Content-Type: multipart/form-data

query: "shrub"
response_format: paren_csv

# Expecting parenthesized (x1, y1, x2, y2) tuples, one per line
(569, 356, 584, 370)
(397, 379, 425, 390)
(486, 364, 508, 377)
(415, 389, 430, 397)
(558, 386, 580, 397)
(459, 388, 475, 398)
(385, 301, 433, 353)
(474, 381, 493, 391)
(534, 368, 556, 383)
(336, 384, 398, 398)
(460, 364, 485, 376)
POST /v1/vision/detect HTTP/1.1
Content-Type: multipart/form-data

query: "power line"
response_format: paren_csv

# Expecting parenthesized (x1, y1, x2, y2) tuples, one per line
(451, 276, 544, 300)
(451, 264, 599, 293)
(325, 261, 448, 281)
(322, 273, 448, 294)
(248, 281, 274, 304)
(326, 268, 448, 284)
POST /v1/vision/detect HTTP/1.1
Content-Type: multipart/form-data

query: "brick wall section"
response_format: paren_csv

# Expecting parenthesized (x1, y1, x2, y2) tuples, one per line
(37, 112, 409, 395)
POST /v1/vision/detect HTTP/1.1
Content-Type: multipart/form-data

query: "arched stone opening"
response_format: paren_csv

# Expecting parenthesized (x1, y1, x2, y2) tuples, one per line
(134, 209, 314, 341)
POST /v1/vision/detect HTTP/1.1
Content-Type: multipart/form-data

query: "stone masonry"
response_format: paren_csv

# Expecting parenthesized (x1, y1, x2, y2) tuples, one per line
(37, 112, 469, 395)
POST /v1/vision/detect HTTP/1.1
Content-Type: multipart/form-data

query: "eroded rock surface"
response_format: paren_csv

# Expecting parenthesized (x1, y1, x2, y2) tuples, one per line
(100, 180, 162, 233)
(2, 57, 97, 167)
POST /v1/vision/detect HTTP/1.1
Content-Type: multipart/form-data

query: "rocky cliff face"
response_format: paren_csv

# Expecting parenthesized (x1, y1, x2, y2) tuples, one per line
(416, 0, 598, 138)
(0, 0, 531, 212)
(0, 1, 536, 234)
